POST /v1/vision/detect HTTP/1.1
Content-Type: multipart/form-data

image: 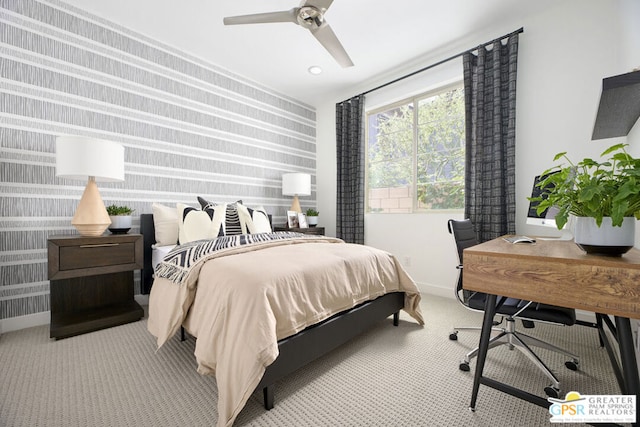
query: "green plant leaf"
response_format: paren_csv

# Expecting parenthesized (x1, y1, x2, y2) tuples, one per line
(611, 200, 629, 226)
(106, 204, 134, 215)
(601, 143, 627, 156)
(534, 143, 640, 228)
(552, 152, 567, 161)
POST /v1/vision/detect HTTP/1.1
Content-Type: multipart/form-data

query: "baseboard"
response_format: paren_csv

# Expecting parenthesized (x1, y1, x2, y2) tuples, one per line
(420, 282, 597, 324)
(0, 311, 50, 334)
(0, 288, 445, 335)
(1, 295, 150, 335)
(135, 294, 149, 306)
(0, 289, 617, 337)
(418, 282, 454, 299)
(576, 310, 597, 323)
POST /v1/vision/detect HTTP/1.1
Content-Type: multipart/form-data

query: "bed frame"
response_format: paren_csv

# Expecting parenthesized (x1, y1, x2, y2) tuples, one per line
(139, 213, 404, 410)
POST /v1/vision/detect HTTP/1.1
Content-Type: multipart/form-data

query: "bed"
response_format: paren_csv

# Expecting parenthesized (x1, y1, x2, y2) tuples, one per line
(140, 209, 424, 427)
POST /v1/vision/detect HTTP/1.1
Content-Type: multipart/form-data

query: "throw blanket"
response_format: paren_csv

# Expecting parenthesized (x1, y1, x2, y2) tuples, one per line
(155, 232, 309, 285)
(148, 235, 424, 427)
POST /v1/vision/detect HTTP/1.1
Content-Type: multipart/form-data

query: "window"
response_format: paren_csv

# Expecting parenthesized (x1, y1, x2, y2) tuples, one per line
(366, 83, 465, 213)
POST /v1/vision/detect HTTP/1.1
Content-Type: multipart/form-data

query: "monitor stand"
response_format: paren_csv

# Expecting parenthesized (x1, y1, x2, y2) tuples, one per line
(536, 229, 573, 241)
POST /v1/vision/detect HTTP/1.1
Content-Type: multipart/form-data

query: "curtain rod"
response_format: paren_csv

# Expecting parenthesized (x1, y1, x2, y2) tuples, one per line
(357, 27, 524, 98)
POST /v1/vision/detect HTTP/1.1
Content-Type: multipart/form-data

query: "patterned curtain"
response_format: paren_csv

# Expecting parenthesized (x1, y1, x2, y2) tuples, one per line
(336, 95, 364, 244)
(463, 34, 519, 242)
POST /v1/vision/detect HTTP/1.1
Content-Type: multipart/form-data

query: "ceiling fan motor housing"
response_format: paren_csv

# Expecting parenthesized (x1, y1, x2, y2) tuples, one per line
(297, 6, 323, 28)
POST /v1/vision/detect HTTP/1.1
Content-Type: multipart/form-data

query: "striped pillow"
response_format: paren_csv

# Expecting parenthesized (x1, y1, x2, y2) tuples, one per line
(197, 197, 243, 236)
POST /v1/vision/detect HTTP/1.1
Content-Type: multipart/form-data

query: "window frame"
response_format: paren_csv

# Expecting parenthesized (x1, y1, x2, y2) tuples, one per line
(365, 81, 465, 214)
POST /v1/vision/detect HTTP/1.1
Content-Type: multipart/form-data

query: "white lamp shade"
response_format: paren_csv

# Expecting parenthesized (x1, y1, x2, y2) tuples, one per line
(56, 136, 125, 182)
(282, 173, 311, 196)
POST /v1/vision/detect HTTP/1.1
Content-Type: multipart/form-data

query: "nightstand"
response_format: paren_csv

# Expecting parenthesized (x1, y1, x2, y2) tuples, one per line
(274, 226, 325, 236)
(47, 233, 144, 339)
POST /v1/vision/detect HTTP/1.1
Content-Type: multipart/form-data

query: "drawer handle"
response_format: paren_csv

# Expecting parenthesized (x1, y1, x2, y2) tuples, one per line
(79, 243, 120, 248)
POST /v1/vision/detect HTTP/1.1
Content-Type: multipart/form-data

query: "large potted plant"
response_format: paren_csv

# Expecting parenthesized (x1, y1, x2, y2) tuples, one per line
(106, 204, 134, 234)
(532, 143, 640, 255)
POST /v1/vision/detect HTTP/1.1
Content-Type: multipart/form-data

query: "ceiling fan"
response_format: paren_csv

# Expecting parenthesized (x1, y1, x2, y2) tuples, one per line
(223, 0, 354, 68)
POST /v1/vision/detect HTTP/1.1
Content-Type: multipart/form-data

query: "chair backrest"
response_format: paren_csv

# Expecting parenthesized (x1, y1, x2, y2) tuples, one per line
(447, 219, 478, 264)
(447, 219, 479, 300)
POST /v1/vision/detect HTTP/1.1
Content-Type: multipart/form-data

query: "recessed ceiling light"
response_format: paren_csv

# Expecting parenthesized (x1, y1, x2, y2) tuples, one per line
(308, 66, 322, 75)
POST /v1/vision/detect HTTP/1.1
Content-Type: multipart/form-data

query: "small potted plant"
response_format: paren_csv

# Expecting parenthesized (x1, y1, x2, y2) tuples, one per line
(305, 208, 319, 227)
(532, 143, 640, 255)
(106, 204, 134, 234)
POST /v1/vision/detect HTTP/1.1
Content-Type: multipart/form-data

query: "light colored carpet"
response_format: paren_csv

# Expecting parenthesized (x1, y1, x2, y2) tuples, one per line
(0, 294, 622, 426)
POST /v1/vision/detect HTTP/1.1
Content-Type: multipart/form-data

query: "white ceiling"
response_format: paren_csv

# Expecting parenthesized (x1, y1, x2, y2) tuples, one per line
(61, 0, 559, 106)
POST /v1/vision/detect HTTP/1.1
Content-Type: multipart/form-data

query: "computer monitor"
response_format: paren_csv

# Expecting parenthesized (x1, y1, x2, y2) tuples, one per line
(527, 173, 558, 227)
(526, 173, 573, 240)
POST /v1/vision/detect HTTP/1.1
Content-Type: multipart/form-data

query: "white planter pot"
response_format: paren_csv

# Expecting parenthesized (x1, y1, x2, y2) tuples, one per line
(108, 215, 132, 234)
(307, 216, 319, 227)
(573, 216, 635, 256)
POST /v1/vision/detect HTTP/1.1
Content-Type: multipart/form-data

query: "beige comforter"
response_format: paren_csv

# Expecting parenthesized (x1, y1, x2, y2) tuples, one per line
(147, 236, 424, 427)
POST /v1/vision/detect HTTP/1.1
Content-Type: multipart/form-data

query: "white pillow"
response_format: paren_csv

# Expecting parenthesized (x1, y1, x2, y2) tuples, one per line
(237, 204, 272, 234)
(250, 207, 272, 233)
(152, 245, 176, 271)
(152, 203, 178, 246)
(177, 203, 226, 244)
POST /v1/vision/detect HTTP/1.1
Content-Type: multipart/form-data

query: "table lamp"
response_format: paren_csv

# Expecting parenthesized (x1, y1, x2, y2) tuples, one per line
(56, 136, 125, 237)
(282, 173, 311, 213)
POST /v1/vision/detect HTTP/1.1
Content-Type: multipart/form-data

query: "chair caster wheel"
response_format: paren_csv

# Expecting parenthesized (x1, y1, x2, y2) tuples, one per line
(544, 386, 560, 398)
(449, 332, 458, 340)
(459, 361, 470, 372)
(565, 360, 579, 371)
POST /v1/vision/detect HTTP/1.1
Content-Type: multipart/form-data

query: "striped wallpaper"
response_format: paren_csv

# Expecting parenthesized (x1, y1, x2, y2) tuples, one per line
(0, 0, 317, 324)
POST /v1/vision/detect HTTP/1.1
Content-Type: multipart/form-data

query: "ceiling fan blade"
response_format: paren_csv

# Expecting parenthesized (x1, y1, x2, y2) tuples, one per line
(301, 0, 334, 12)
(310, 22, 354, 68)
(223, 9, 297, 25)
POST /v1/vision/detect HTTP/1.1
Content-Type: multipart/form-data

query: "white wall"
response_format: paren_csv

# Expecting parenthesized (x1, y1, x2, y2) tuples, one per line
(618, 0, 640, 247)
(619, 0, 640, 152)
(315, 0, 639, 295)
(515, 0, 633, 238)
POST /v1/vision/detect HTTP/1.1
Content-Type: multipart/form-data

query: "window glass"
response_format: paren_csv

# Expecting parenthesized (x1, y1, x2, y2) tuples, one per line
(366, 84, 465, 213)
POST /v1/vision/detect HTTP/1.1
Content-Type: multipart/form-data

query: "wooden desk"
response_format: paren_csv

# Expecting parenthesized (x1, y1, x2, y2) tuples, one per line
(463, 237, 640, 414)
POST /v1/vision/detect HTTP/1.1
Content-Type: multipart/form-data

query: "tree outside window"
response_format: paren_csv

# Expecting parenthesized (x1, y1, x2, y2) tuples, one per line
(367, 84, 465, 213)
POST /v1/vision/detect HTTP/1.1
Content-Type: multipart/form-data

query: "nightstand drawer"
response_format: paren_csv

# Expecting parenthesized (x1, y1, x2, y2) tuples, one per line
(274, 226, 325, 236)
(59, 242, 136, 270)
(48, 234, 143, 280)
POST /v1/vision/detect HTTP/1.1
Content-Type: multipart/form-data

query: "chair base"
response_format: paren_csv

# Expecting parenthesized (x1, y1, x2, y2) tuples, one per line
(453, 318, 579, 396)
(449, 325, 504, 341)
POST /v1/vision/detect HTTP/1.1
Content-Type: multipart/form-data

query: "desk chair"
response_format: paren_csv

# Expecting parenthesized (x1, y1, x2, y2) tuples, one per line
(447, 219, 580, 398)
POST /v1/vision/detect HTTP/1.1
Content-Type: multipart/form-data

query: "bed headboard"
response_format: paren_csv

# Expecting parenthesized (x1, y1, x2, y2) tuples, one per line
(139, 212, 274, 294)
(140, 213, 156, 294)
